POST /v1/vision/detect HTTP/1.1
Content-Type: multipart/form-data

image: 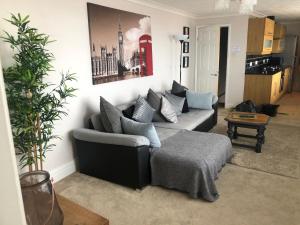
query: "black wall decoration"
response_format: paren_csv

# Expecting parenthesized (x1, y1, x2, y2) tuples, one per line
(183, 26, 190, 39)
(183, 56, 189, 68)
(183, 41, 189, 53)
(182, 26, 190, 68)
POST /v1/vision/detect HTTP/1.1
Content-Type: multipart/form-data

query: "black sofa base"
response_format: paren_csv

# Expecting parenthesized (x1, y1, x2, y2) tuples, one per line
(75, 139, 151, 189)
(194, 102, 218, 132)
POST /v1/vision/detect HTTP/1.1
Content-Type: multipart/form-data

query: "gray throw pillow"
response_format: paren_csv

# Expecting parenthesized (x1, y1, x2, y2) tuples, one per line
(132, 96, 155, 123)
(100, 96, 123, 133)
(160, 96, 178, 123)
(171, 80, 188, 94)
(147, 89, 166, 122)
(164, 92, 185, 116)
(121, 117, 161, 148)
(186, 90, 213, 110)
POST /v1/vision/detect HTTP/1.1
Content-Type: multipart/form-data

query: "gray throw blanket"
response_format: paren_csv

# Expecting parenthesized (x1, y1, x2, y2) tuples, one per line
(150, 130, 232, 202)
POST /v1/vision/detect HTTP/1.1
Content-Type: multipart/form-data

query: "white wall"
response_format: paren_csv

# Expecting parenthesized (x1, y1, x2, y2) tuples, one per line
(196, 15, 249, 108)
(0, 60, 27, 225)
(0, 0, 195, 180)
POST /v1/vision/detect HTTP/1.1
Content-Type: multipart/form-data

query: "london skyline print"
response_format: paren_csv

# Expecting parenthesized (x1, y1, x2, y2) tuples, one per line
(87, 3, 153, 85)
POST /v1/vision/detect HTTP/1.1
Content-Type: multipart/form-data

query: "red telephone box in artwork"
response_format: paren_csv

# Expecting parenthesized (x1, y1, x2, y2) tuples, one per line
(139, 34, 153, 76)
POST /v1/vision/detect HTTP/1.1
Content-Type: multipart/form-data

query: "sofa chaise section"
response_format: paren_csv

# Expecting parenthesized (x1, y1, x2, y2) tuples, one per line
(73, 128, 151, 189)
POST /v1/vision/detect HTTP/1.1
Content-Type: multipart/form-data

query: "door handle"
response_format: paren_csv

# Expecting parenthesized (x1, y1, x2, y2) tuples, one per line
(211, 73, 218, 77)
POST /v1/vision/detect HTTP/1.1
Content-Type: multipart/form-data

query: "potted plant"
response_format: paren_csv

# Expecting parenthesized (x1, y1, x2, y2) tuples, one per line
(2, 14, 77, 171)
(2, 13, 77, 225)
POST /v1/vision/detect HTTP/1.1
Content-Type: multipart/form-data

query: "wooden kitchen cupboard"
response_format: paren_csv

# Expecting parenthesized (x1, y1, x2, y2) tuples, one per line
(283, 67, 291, 93)
(247, 18, 275, 55)
(244, 72, 282, 105)
(272, 23, 286, 53)
(274, 23, 286, 39)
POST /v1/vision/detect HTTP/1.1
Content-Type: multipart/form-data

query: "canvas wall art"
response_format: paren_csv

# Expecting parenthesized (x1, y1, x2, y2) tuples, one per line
(87, 3, 153, 85)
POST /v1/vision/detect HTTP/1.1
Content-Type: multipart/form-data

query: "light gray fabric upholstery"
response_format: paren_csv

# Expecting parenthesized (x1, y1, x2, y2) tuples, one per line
(164, 91, 185, 116)
(132, 96, 155, 123)
(154, 109, 214, 130)
(73, 128, 150, 147)
(90, 113, 105, 132)
(155, 127, 180, 141)
(160, 96, 178, 123)
(151, 130, 232, 202)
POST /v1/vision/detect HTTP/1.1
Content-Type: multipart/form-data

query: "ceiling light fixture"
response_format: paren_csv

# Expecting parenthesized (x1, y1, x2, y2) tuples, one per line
(215, 0, 258, 14)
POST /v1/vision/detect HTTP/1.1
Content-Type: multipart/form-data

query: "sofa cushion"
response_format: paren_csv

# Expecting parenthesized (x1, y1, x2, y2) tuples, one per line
(147, 89, 166, 122)
(132, 96, 155, 123)
(164, 92, 185, 116)
(154, 109, 214, 131)
(100, 96, 123, 133)
(90, 113, 105, 132)
(121, 117, 161, 148)
(172, 90, 189, 113)
(160, 96, 178, 123)
(186, 91, 213, 110)
(171, 80, 188, 94)
(122, 105, 135, 119)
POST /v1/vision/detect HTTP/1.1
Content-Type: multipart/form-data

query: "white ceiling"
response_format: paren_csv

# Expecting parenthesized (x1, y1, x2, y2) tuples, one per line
(130, 0, 300, 22)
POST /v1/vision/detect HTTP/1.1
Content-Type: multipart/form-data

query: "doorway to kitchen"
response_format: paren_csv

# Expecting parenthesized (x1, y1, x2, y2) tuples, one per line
(218, 26, 229, 107)
(195, 24, 230, 107)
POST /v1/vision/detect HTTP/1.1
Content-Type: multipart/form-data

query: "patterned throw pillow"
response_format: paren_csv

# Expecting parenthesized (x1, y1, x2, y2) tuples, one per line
(160, 96, 178, 123)
(121, 117, 161, 148)
(132, 96, 155, 123)
(164, 92, 185, 116)
(147, 89, 166, 122)
(100, 96, 123, 133)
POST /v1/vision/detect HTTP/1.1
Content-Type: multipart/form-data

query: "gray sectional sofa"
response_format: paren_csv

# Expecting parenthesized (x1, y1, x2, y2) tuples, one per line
(73, 92, 232, 201)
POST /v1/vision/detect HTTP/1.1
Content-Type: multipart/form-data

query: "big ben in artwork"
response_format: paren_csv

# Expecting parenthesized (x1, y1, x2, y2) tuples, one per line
(118, 20, 125, 67)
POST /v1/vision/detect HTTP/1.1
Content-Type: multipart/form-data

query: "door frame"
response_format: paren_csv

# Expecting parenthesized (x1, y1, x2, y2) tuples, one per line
(194, 24, 231, 108)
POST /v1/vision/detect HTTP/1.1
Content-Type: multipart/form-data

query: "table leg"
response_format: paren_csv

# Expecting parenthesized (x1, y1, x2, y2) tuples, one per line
(233, 126, 238, 139)
(227, 123, 234, 142)
(256, 126, 266, 153)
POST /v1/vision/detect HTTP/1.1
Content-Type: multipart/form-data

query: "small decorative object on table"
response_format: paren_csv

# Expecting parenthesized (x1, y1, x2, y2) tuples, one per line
(225, 112, 270, 153)
(20, 171, 63, 225)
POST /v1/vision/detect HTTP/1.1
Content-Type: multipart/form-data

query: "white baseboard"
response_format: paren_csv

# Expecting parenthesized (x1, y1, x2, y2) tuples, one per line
(49, 160, 77, 183)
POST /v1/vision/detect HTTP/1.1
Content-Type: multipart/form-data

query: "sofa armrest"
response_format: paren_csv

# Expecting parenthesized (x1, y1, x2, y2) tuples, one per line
(73, 128, 150, 147)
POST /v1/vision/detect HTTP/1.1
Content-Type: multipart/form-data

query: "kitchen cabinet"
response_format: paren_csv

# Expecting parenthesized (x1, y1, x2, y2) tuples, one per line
(272, 39, 285, 53)
(244, 71, 286, 105)
(274, 23, 286, 39)
(247, 18, 275, 55)
(283, 67, 291, 93)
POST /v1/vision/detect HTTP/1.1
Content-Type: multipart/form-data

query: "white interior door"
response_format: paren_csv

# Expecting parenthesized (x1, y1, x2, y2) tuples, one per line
(196, 26, 220, 95)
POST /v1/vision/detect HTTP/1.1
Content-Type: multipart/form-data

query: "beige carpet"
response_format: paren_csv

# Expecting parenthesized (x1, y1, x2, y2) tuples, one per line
(56, 93, 300, 225)
(212, 92, 300, 179)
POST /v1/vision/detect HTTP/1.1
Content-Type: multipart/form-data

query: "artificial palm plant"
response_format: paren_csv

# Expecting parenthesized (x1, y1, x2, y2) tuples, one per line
(2, 14, 76, 171)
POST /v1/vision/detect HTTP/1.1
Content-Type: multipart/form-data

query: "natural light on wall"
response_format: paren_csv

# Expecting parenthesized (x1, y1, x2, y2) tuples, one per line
(215, 0, 258, 14)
